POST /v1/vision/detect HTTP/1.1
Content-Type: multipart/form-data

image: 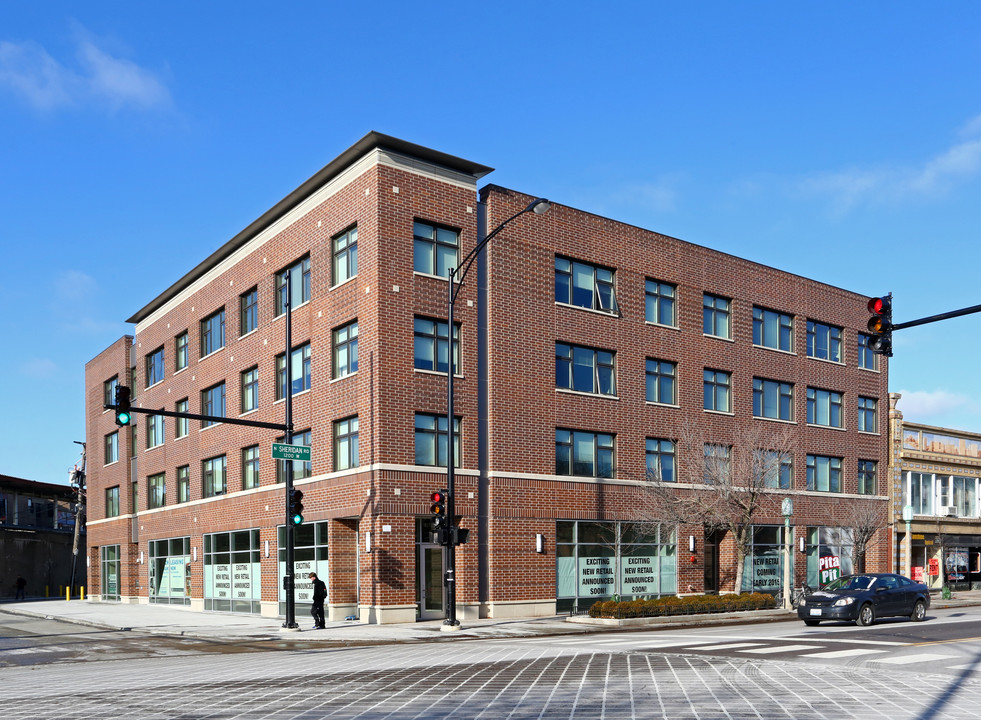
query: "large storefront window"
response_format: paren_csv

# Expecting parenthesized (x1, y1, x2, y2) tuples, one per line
(278, 521, 329, 617)
(149, 537, 190, 606)
(100, 545, 120, 600)
(741, 526, 790, 594)
(805, 527, 854, 588)
(204, 529, 261, 614)
(908, 472, 935, 516)
(556, 521, 676, 613)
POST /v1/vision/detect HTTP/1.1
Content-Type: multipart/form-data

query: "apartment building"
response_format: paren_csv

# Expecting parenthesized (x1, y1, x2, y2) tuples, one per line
(889, 394, 981, 590)
(84, 132, 890, 622)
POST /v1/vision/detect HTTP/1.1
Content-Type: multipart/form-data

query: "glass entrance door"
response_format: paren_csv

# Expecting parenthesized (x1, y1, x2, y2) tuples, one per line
(417, 544, 445, 620)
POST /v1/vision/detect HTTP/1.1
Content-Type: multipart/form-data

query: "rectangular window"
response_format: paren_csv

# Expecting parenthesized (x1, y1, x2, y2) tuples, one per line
(555, 429, 615, 478)
(146, 347, 164, 387)
(200, 309, 226, 357)
(858, 460, 877, 495)
(175, 398, 188, 438)
(334, 416, 359, 471)
(952, 476, 977, 518)
(241, 366, 259, 413)
(277, 344, 312, 399)
(275, 257, 311, 316)
(908, 472, 934, 515)
(753, 307, 794, 352)
(175, 332, 188, 372)
(753, 378, 794, 421)
(240, 287, 258, 336)
(413, 220, 458, 278)
(201, 383, 226, 428)
(242, 445, 260, 489)
(556, 343, 616, 395)
(105, 486, 120, 518)
(332, 322, 358, 379)
(276, 430, 312, 481)
(104, 375, 119, 407)
(703, 294, 731, 338)
(806, 454, 843, 492)
(333, 226, 358, 285)
(645, 438, 675, 482)
(202, 455, 227, 497)
(645, 359, 677, 405)
(415, 413, 460, 468)
(104, 432, 118, 465)
(645, 280, 676, 326)
(762, 450, 793, 489)
(554, 257, 617, 313)
(177, 466, 189, 503)
(858, 396, 878, 433)
(148, 473, 166, 509)
(703, 369, 731, 412)
(858, 333, 878, 370)
(703, 444, 731, 483)
(806, 320, 843, 363)
(806, 387, 843, 427)
(146, 414, 165, 449)
(415, 317, 460, 375)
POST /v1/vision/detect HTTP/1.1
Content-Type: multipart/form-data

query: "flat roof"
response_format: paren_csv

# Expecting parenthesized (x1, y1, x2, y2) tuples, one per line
(127, 132, 493, 324)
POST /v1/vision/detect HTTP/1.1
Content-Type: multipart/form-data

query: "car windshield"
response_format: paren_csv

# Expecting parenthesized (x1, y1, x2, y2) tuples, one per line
(824, 575, 875, 591)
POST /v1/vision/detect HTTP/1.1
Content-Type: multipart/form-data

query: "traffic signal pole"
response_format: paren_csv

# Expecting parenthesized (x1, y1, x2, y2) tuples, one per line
(283, 269, 298, 630)
(890, 302, 981, 332)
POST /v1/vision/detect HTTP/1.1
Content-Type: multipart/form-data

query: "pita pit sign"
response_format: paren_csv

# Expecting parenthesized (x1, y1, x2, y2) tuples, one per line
(819, 555, 841, 585)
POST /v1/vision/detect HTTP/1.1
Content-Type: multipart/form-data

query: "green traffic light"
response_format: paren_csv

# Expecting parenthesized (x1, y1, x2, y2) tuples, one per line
(116, 411, 131, 426)
(291, 513, 304, 525)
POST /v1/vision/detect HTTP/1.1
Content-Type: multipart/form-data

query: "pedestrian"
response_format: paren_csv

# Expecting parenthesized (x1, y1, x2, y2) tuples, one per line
(15, 575, 26, 601)
(309, 571, 326, 629)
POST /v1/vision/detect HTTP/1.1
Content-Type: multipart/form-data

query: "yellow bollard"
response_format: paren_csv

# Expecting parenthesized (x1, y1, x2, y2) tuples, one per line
(81, 586, 85, 601)
(66, 587, 70, 601)
(45, 585, 49, 598)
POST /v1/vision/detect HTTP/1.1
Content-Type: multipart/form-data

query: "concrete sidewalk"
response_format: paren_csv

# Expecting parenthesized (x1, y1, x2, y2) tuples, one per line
(3, 590, 980, 645)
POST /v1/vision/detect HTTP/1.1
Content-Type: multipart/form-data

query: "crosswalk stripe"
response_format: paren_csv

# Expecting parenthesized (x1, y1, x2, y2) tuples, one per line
(876, 653, 955, 665)
(697, 643, 767, 651)
(802, 648, 887, 659)
(741, 644, 817, 654)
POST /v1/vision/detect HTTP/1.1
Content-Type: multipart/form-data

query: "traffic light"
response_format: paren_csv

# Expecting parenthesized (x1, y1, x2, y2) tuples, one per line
(430, 490, 448, 529)
(289, 488, 304, 525)
(114, 385, 132, 427)
(867, 294, 893, 357)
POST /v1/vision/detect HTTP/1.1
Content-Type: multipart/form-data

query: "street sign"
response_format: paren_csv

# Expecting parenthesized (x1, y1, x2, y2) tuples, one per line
(272, 443, 311, 462)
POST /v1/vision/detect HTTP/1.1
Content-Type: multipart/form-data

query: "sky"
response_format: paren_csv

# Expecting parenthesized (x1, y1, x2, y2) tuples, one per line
(3, 2, 981, 485)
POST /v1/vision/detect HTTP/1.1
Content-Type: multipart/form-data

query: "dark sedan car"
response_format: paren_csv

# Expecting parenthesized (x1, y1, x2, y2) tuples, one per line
(797, 573, 930, 626)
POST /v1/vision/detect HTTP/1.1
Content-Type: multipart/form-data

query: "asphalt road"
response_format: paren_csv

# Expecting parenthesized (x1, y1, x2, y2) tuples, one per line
(4, 608, 981, 718)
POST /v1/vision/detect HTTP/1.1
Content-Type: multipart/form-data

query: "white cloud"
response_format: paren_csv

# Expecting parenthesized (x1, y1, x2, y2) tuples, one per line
(800, 116, 981, 213)
(0, 32, 170, 112)
(895, 389, 970, 419)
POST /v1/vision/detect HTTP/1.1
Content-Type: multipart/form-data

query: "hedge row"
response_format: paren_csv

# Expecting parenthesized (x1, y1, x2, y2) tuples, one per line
(588, 592, 777, 619)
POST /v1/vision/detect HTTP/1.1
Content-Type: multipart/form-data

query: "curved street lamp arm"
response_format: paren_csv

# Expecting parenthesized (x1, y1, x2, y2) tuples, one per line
(449, 198, 549, 305)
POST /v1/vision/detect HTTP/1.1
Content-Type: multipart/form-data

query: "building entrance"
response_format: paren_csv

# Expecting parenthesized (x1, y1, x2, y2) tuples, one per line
(417, 543, 445, 620)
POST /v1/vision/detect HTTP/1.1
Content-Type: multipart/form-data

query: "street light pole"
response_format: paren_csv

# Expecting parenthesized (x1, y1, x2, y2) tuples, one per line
(442, 197, 550, 631)
(782, 497, 793, 611)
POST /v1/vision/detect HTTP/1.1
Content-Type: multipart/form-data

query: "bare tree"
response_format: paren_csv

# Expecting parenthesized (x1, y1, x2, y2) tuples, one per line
(640, 420, 795, 593)
(840, 496, 888, 573)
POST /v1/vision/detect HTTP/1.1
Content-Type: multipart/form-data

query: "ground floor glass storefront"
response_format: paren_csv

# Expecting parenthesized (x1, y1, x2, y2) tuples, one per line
(100, 544, 120, 600)
(556, 521, 676, 613)
(204, 529, 261, 614)
(805, 526, 854, 588)
(278, 522, 329, 617)
(149, 537, 190, 606)
(741, 526, 790, 594)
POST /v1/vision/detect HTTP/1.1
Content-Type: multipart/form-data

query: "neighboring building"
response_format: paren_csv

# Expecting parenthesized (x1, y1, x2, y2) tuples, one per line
(84, 132, 890, 623)
(889, 393, 981, 590)
(0, 473, 84, 598)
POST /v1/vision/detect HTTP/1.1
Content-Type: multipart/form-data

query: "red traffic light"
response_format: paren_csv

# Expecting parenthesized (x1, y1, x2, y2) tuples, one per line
(868, 296, 890, 315)
(430, 490, 446, 504)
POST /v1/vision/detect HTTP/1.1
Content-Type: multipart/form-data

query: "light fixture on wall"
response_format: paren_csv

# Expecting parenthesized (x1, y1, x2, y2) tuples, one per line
(536, 533, 545, 554)
(799, 537, 805, 553)
(193, 547, 197, 562)
(689, 535, 696, 553)
(265, 540, 269, 558)
(365, 532, 373, 553)
(139, 551, 144, 565)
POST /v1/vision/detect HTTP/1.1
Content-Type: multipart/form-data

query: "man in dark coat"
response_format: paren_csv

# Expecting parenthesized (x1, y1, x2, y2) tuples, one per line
(308, 571, 326, 629)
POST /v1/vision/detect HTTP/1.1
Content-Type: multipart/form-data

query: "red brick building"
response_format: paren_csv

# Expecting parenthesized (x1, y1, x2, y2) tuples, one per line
(84, 132, 890, 622)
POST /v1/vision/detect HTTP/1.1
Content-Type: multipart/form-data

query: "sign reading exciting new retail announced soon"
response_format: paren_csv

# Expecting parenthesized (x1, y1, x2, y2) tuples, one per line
(272, 443, 311, 462)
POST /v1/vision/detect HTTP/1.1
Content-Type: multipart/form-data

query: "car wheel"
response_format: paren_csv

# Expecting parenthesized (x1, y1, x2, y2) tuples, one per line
(910, 599, 926, 622)
(803, 619, 820, 626)
(856, 603, 875, 627)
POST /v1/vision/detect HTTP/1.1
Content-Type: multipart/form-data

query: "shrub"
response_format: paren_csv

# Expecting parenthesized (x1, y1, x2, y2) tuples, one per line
(588, 592, 776, 619)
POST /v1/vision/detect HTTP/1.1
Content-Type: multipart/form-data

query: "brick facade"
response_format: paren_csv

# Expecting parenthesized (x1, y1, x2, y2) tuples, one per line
(84, 132, 891, 622)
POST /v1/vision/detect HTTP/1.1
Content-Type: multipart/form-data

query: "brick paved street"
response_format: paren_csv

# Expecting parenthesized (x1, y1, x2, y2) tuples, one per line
(3, 637, 981, 719)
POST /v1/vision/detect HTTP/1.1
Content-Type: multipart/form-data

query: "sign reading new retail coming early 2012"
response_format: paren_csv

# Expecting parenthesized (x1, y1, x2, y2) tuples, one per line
(272, 443, 311, 462)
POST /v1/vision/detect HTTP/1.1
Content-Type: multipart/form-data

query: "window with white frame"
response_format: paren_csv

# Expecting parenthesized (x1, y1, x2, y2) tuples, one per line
(332, 322, 358, 379)
(333, 416, 359, 471)
(907, 472, 934, 515)
(333, 226, 358, 285)
(554, 257, 618, 313)
(104, 432, 118, 465)
(146, 414, 165, 449)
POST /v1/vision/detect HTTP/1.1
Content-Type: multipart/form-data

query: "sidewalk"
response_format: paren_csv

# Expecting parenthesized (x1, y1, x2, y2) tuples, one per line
(2, 590, 980, 645)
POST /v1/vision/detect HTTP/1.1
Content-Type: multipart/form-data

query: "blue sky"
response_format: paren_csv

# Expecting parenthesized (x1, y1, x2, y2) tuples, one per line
(3, 3, 981, 484)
